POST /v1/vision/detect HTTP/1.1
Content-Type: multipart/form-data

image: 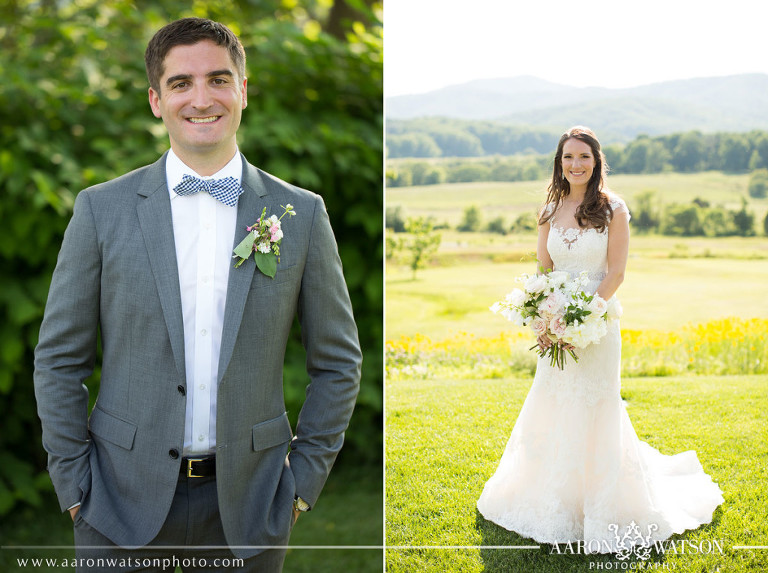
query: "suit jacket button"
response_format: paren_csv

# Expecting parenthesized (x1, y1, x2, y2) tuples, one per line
(169, 449, 179, 459)
(177, 385, 186, 396)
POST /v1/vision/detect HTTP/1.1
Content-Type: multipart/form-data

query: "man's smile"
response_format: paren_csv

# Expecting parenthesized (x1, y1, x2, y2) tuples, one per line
(187, 116, 221, 124)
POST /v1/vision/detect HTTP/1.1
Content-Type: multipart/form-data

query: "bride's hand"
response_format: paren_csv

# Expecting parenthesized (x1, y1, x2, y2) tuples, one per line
(538, 336, 574, 352)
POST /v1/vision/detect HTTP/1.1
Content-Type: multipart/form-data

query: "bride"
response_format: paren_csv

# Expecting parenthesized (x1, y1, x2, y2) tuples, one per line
(476, 126, 723, 554)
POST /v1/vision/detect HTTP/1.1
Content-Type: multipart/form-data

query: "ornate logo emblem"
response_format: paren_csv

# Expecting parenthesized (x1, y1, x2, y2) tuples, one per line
(608, 521, 659, 560)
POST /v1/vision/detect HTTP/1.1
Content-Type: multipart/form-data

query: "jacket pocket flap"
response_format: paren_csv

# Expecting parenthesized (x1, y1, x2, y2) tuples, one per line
(89, 406, 137, 450)
(252, 412, 293, 452)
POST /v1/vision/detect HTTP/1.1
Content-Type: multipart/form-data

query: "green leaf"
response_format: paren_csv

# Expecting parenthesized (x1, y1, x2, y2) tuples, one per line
(255, 252, 277, 278)
(233, 231, 257, 260)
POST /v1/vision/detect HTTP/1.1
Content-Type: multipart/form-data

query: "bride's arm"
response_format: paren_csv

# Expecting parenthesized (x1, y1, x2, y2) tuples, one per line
(597, 210, 630, 300)
(536, 219, 554, 275)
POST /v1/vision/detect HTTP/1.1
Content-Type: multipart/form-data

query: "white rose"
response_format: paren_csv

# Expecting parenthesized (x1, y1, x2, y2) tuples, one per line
(524, 274, 548, 294)
(505, 288, 527, 307)
(588, 295, 608, 316)
(547, 271, 570, 288)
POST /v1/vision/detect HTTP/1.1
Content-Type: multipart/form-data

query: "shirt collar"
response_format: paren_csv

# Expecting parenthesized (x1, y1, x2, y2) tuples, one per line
(167, 148, 243, 199)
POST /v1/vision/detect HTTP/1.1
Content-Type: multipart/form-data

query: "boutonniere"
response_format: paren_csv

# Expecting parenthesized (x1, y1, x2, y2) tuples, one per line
(233, 204, 296, 277)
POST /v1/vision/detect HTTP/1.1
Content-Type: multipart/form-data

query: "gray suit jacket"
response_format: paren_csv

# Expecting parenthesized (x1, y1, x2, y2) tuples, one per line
(34, 153, 362, 559)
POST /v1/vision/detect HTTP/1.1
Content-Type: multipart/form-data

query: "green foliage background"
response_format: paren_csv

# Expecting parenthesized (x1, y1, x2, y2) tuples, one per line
(0, 0, 382, 516)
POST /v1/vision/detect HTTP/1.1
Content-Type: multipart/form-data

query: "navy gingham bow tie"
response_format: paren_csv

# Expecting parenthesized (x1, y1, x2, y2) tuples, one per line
(173, 174, 244, 207)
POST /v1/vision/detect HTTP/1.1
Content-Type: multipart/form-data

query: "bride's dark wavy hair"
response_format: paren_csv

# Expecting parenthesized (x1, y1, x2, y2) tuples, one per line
(539, 126, 612, 231)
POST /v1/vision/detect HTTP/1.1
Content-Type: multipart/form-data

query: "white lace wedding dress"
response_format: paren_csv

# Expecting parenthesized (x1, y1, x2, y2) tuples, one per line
(477, 196, 723, 554)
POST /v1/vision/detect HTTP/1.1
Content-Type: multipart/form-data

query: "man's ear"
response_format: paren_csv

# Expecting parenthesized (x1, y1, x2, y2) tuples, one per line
(148, 87, 162, 118)
(241, 78, 248, 109)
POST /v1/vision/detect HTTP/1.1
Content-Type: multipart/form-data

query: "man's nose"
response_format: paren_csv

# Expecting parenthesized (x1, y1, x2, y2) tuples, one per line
(190, 84, 213, 108)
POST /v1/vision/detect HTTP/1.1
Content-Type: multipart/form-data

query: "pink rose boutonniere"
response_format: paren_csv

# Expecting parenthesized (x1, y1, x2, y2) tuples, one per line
(232, 204, 296, 277)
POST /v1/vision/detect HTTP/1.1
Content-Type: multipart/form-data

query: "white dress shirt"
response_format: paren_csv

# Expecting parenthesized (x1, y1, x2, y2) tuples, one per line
(166, 148, 242, 455)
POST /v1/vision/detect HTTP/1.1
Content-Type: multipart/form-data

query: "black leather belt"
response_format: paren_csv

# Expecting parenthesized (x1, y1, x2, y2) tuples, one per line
(181, 456, 216, 478)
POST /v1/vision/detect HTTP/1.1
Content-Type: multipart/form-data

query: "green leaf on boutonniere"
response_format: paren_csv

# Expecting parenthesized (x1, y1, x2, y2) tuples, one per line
(233, 232, 257, 264)
(255, 251, 277, 278)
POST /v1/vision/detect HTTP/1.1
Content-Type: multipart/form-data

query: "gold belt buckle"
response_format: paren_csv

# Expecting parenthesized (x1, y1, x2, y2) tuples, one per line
(186, 458, 204, 478)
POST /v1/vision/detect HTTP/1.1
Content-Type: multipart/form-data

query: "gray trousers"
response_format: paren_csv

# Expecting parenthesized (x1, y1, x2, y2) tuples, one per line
(73, 473, 287, 572)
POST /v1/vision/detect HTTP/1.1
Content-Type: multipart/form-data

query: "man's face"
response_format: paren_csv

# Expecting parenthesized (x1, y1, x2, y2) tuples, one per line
(148, 40, 247, 165)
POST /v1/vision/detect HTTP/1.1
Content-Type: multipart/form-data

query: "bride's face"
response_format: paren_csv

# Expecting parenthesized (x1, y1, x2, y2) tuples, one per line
(561, 138, 595, 191)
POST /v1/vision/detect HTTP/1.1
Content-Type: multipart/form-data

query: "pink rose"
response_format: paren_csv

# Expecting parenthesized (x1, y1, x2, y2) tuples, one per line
(539, 291, 565, 316)
(550, 316, 567, 338)
(531, 317, 547, 336)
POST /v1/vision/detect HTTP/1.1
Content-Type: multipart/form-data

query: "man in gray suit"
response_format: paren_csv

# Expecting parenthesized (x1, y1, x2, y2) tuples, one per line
(34, 17, 361, 572)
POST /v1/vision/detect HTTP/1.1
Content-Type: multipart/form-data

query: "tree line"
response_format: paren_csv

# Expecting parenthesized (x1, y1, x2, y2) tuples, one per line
(387, 127, 768, 188)
(388, 193, 768, 238)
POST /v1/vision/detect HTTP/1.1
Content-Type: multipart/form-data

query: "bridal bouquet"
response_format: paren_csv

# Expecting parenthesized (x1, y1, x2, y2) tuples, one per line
(491, 270, 622, 369)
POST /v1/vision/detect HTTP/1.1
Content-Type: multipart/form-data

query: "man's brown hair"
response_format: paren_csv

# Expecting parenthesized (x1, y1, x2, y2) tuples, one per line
(145, 17, 246, 93)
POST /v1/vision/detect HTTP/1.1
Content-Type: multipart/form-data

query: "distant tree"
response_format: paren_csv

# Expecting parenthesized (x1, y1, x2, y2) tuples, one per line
(457, 205, 483, 232)
(522, 162, 543, 180)
(732, 198, 756, 236)
(422, 166, 445, 185)
(632, 190, 661, 233)
(623, 137, 670, 173)
(702, 208, 736, 237)
(387, 133, 441, 158)
(764, 211, 768, 236)
(386, 205, 406, 232)
(645, 140, 671, 173)
(409, 162, 431, 185)
(512, 212, 538, 233)
(719, 134, 751, 171)
(490, 161, 522, 182)
(671, 132, 705, 172)
(398, 217, 442, 279)
(448, 164, 490, 183)
(748, 169, 768, 199)
(754, 133, 768, 169)
(748, 150, 763, 171)
(385, 233, 397, 260)
(430, 128, 484, 157)
(602, 144, 624, 172)
(662, 204, 704, 236)
(386, 168, 412, 188)
(486, 216, 508, 235)
(621, 137, 651, 173)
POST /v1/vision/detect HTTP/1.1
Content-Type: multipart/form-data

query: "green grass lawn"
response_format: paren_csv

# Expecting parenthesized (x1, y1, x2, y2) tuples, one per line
(0, 462, 382, 573)
(386, 234, 768, 339)
(385, 375, 768, 572)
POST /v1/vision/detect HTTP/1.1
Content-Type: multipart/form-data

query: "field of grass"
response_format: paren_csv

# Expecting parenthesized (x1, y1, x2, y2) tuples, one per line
(0, 463, 383, 573)
(387, 172, 767, 227)
(386, 375, 768, 572)
(387, 237, 768, 340)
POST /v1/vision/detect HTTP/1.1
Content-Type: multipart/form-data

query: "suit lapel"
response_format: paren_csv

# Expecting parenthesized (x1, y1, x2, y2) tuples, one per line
(136, 154, 187, 383)
(217, 157, 271, 381)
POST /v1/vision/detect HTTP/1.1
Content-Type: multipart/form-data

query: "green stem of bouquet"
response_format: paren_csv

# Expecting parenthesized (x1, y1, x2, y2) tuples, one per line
(529, 343, 579, 370)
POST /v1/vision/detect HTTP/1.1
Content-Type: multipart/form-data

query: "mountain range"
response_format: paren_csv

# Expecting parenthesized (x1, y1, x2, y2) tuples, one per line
(386, 75, 768, 141)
